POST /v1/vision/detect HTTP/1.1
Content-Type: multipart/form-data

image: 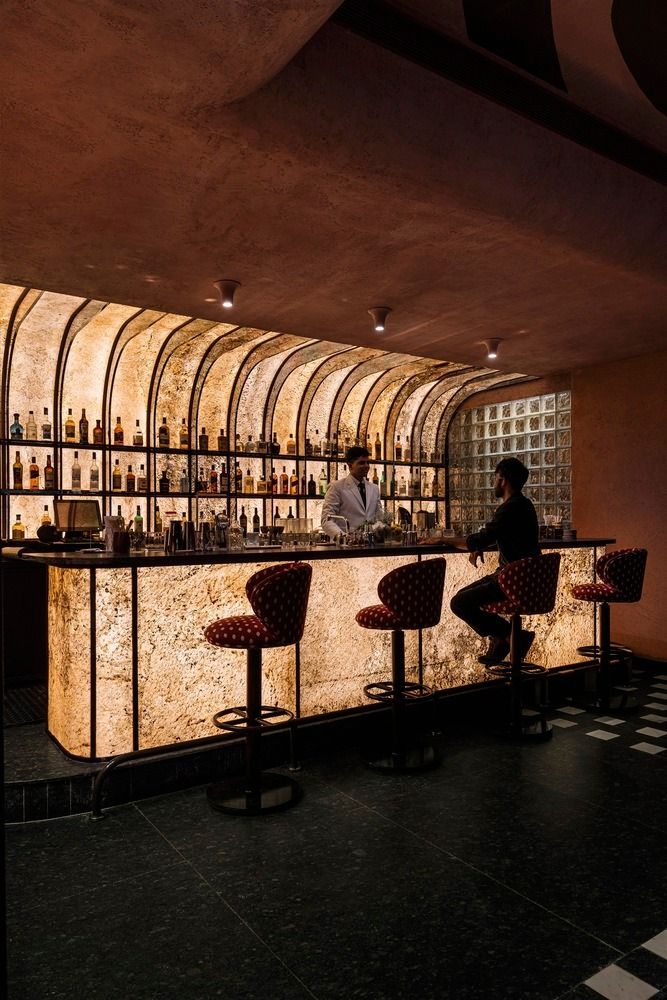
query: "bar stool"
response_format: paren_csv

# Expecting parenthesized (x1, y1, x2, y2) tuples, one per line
(356, 558, 446, 772)
(571, 547, 647, 711)
(204, 561, 312, 815)
(481, 552, 561, 741)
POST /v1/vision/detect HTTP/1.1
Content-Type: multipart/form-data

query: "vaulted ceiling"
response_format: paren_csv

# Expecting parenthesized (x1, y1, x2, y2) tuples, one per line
(2, 1, 666, 377)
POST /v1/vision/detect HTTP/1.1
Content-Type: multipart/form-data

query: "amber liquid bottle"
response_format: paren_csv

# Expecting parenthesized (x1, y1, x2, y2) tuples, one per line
(179, 419, 189, 449)
(133, 420, 143, 447)
(79, 408, 89, 444)
(374, 432, 382, 460)
(114, 416, 124, 445)
(290, 469, 299, 495)
(93, 419, 103, 445)
(13, 451, 23, 489)
(271, 467, 278, 494)
(44, 455, 54, 490)
(158, 417, 170, 447)
(112, 459, 122, 491)
(65, 408, 76, 441)
(12, 514, 26, 540)
(126, 465, 136, 493)
(280, 466, 289, 494)
(29, 456, 40, 490)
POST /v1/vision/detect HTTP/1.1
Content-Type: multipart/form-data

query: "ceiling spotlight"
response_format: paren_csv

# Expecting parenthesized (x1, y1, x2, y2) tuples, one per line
(368, 306, 391, 333)
(483, 338, 501, 360)
(214, 279, 241, 309)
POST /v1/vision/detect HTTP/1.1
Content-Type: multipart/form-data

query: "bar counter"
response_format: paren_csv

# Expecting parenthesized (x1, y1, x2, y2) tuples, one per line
(13, 539, 612, 760)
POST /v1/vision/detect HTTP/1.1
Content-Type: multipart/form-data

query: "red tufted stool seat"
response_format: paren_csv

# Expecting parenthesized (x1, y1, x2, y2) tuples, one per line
(571, 547, 647, 711)
(356, 558, 446, 772)
(481, 553, 561, 741)
(204, 561, 312, 815)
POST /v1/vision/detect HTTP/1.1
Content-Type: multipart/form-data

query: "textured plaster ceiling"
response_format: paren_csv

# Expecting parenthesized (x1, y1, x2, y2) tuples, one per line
(2, 0, 666, 377)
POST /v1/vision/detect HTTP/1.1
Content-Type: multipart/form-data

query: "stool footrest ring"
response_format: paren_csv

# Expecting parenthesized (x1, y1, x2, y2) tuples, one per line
(486, 661, 546, 678)
(363, 680, 433, 703)
(213, 704, 294, 733)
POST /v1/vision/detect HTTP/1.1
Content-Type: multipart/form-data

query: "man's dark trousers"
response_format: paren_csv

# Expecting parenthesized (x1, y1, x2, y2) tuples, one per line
(450, 573, 511, 639)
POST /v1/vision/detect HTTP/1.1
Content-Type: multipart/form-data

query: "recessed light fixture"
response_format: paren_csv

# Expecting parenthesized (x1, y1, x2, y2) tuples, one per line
(368, 306, 391, 333)
(214, 279, 240, 309)
(483, 338, 501, 360)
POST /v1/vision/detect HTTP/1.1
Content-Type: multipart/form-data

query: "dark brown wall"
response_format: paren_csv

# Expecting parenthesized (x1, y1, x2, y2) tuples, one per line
(572, 349, 667, 660)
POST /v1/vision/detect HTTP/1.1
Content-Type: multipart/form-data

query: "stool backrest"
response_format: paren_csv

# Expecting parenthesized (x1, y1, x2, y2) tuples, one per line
(248, 562, 312, 643)
(497, 552, 561, 614)
(597, 547, 647, 602)
(377, 558, 446, 629)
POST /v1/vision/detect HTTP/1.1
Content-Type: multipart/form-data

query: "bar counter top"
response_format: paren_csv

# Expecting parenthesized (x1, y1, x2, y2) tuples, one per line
(9, 537, 614, 568)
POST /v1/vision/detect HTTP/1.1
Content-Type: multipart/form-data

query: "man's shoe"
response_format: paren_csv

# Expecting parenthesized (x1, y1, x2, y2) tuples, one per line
(519, 630, 536, 662)
(478, 637, 510, 666)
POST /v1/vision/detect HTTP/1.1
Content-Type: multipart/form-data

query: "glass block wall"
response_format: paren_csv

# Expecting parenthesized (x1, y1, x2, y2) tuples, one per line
(448, 389, 571, 533)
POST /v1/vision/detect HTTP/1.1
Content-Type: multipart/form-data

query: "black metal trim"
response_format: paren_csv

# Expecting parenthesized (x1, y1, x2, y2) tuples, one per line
(90, 567, 97, 760)
(131, 565, 139, 751)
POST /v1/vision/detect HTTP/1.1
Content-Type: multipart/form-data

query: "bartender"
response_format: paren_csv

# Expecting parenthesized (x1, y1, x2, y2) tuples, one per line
(322, 446, 384, 538)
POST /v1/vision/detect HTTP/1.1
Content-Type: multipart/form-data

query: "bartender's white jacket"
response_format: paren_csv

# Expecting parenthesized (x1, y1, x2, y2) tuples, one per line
(321, 474, 383, 537)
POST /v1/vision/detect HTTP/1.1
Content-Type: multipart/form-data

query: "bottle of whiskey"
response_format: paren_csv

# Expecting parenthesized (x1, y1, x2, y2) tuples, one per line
(179, 418, 189, 449)
(198, 427, 209, 451)
(404, 434, 411, 463)
(374, 432, 382, 460)
(114, 416, 124, 445)
(10, 413, 24, 439)
(12, 514, 25, 540)
(256, 433, 268, 454)
(395, 435, 402, 461)
(134, 505, 144, 534)
(390, 470, 397, 496)
(252, 507, 260, 532)
(79, 408, 89, 444)
(286, 433, 296, 455)
(44, 455, 54, 490)
(64, 409, 76, 441)
(197, 467, 206, 493)
(280, 466, 289, 494)
(300, 469, 307, 493)
(219, 461, 228, 492)
(137, 463, 147, 492)
(245, 432, 255, 453)
(13, 451, 23, 489)
(271, 431, 280, 455)
(29, 455, 40, 490)
(209, 464, 218, 493)
(372, 467, 379, 486)
(90, 453, 100, 491)
(217, 428, 229, 451)
(321, 431, 330, 457)
(26, 411, 38, 440)
(126, 465, 136, 493)
(380, 470, 387, 497)
(116, 505, 125, 531)
(271, 467, 278, 494)
(93, 419, 103, 445)
(158, 417, 170, 447)
(305, 437, 312, 456)
(307, 473, 317, 496)
(41, 505, 51, 525)
(290, 468, 299, 495)
(159, 467, 170, 494)
(133, 419, 143, 447)
(42, 407, 52, 440)
(319, 467, 328, 495)
(244, 468, 255, 494)
(235, 462, 243, 492)
(179, 468, 189, 493)
(154, 505, 163, 532)
(72, 452, 81, 491)
(239, 506, 248, 536)
(256, 470, 267, 494)
(112, 459, 122, 491)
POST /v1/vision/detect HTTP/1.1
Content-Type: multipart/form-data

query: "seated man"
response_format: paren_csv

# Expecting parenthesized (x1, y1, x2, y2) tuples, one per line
(450, 457, 540, 666)
(321, 446, 384, 538)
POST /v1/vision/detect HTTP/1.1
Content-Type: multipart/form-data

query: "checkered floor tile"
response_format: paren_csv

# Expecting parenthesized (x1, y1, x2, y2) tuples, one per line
(579, 926, 667, 999)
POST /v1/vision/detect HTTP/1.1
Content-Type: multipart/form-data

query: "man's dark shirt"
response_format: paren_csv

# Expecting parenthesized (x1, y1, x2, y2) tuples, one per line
(466, 492, 539, 569)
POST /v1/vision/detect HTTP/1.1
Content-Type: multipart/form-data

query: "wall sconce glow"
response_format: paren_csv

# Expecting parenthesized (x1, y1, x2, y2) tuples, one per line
(214, 279, 241, 309)
(368, 306, 391, 333)
(483, 338, 501, 360)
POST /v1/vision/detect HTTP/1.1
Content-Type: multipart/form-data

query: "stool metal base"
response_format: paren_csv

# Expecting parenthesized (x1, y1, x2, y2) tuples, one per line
(584, 688, 640, 715)
(207, 772, 302, 816)
(367, 744, 439, 773)
(495, 709, 553, 743)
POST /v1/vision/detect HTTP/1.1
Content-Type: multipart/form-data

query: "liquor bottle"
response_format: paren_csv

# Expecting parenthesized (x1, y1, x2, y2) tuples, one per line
(72, 452, 81, 492)
(26, 411, 38, 440)
(137, 464, 147, 492)
(330, 432, 338, 457)
(256, 433, 268, 454)
(431, 470, 439, 497)
(29, 455, 39, 490)
(90, 453, 100, 491)
(79, 408, 89, 444)
(271, 431, 280, 455)
(179, 469, 189, 493)
(113, 416, 124, 445)
(42, 407, 52, 440)
(217, 428, 228, 451)
(290, 468, 299, 495)
(207, 463, 217, 493)
(179, 418, 189, 449)
(273, 506, 280, 524)
(286, 433, 296, 455)
(12, 514, 25, 540)
(380, 470, 387, 498)
(134, 506, 144, 534)
(390, 470, 397, 496)
(197, 467, 206, 492)
(338, 434, 346, 458)
(411, 468, 420, 497)
(374, 432, 382, 461)
(219, 461, 228, 492)
(159, 467, 170, 494)
(305, 437, 312, 456)
(300, 469, 307, 494)
(154, 505, 163, 532)
(64, 409, 76, 441)
(372, 467, 379, 486)
(41, 505, 51, 525)
(126, 465, 136, 492)
(245, 432, 255, 453)
(13, 451, 23, 489)
(133, 419, 143, 447)
(256, 470, 267, 494)
(93, 419, 103, 444)
(239, 506, 248, 536)
(280, 466, 289, 494)
(313, 429, 321, 456)
(10, 413, 24, 439)
(158, 417, 170, 447)
(112, 459, 122, 491)
(271, 466, 278, 494)
(116, 505, 125, 531)
(395, 435, 402, 461)
(44, 455, 54, 489)
(252, 507, 260, 532)
(198, 427, 209, 451)
(318, 467, 328, 496)
(321, 431, 330, 457)
(244, 468, 254, 494)
(307, 473, 317, 496)
(404, 434, 411, 463)
(235, 462, 243, 492)
(287, 506, 294, 519)
(422, 471, 429, 497)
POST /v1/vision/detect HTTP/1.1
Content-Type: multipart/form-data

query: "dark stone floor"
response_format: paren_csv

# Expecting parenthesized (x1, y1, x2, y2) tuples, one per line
(6, 666, 667, 1000)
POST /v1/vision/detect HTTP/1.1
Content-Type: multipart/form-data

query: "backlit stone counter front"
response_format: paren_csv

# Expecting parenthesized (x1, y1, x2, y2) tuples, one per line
(19, 541, 611, 759)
